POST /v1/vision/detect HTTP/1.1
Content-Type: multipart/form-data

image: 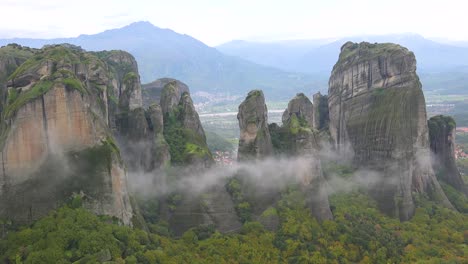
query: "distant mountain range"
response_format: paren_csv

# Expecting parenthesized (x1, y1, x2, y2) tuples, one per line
(218, 34, 468, 95)
(1, 22, 468, 97)
(0, 22, 319, 99)
(217, 34, 468, 74)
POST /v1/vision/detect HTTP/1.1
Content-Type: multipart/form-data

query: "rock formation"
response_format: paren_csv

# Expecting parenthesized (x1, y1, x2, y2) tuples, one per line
(0, 44, 133, 224)
(237, 90, 273, 161)
(160, 80, 212, 167)
(156, 79, 241, 235)
(282, 93, 314, 128)
(428, 115, 468, 195)
(159, 79, 190, 116)
(142, 78, 189, 107)
(312, 92, 329, 131)
(237, 92, 333, 227)
(328, 41, 453, 220)
(280, 94, 333, 221)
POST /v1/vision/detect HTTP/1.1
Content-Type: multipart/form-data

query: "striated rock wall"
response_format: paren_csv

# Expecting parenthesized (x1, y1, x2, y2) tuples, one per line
(428, 115, 468, 195)
(156, 79, 238, 235)
(282, 93, 314, 128)
(312, 92, 329, 131)
(328, 42, 452, 220)
(0, 45, 133, 224)
(281, 94, 333, 221)
(161, 80, 213, 167)
(160, 79, 190, 115)
(237, 90, 273, 161)
(142, 78, 189, 107)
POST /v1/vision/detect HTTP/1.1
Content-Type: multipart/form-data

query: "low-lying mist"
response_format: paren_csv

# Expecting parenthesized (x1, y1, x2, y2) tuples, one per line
(127, 146, 397, 200)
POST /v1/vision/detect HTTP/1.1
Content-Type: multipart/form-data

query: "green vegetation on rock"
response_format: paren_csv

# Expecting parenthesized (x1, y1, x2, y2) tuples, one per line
(163, 105, 212, 165)
(3, 79, 53, 118)
(1, 184, 466, 263)
(428, 115, 457, 138)
(337, 42, 409, 67)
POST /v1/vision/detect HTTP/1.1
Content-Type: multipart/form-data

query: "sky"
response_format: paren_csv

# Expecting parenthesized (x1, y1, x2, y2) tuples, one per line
(0, 0, 467, 46)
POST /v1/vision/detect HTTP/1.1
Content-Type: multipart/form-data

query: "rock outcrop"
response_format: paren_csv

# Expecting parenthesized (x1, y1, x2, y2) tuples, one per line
(237, 92, 333, 227)
(0, 44, 133, 224)
(312, 92, 329, 130)
(428, 115, 468, 195)
(160, 80, 212, 167)
(156, 79, 238, 235)
(96, 52, 171, 173)
(280, 94, 333, 221)
(159, 79, 190, 116)
(0, 44, 36, 114)
(328, 41, 452, 220)
(142, 78, 189, 107)
(237, 90, 273, 161)
(282, 93, 314, 128)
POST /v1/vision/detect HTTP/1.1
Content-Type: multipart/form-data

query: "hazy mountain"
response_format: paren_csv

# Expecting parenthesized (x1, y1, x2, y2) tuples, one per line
(0, 22, 320, 98)
(216, 39, 334, 72)
(217, 34, 468, 94)
(218, 34, 468, 73)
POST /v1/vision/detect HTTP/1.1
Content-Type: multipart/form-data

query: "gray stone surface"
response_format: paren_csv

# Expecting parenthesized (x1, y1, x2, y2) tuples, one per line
(328, 41, 453, 220)
(237, 90, 273, 161)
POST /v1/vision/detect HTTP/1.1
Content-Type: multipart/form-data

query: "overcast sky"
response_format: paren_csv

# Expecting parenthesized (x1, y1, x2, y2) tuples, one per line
(0, 0, 467, 46)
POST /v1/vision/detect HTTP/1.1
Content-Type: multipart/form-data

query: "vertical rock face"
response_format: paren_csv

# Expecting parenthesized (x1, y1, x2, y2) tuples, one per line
(97, 50, 143, 111)
(237, 90, 273, 161)
(159, 79, 190, 115)
(156, 79, 237, 235)
(328, 42, 452, 220)
(280, 94, 333, 221)
(312, 92, 329, 130)
(142, 78, 189, 107)
(282, 93, 314, 128)
(160, 80, 213, 167)
(0, 45, 133, 224)
(428, 115, 468, 195)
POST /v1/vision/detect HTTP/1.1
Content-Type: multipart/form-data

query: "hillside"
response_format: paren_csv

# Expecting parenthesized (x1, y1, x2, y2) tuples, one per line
(0, 22, 317, 99)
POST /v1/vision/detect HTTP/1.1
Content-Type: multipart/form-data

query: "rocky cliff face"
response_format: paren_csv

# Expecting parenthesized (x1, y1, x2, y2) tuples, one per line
(95, 52, 171, 174)
(156, 80, 237, 235)
(142, 78, 189, 107)
(0, 44, 36, 114)
(428, 115, 468, 195)
(161, 80, 212, 167)
(0, 44, 133, 224)
(312, 92, 329, 131)
(328, 42, 452, 220)
(237, 90, 273, 161)
(236, 92, 332, 226)
(97, 50, 143, 112)
(282, 93, 314, 128)
(160, 79, 190, 116)
(280, 94, 333, 221)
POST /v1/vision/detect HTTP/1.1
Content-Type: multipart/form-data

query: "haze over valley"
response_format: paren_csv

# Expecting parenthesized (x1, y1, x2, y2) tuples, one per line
(0, 1, 467, 263)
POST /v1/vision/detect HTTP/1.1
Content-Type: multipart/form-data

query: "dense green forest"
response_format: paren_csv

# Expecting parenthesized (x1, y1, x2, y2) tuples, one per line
(1, 185, 466, 263)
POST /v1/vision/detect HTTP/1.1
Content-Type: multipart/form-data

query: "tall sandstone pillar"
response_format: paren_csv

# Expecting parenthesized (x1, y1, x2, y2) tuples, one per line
(328, 42, 453, 220)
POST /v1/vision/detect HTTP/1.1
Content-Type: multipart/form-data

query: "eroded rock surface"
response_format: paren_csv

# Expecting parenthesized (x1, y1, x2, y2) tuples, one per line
(281, 94, 333, 221)
(237, 90, 273, 161)
(328, 42, 452, 220)
(429, 115, 468, 195)
(0, 44, 133, 224)
(312, 92, 329, 130)
(142, 78, 189, 107)
(157, 80, 239, 235)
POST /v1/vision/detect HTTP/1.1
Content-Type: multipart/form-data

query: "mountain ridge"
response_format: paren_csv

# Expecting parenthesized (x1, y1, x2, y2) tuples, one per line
(0, 22, 317, 99)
